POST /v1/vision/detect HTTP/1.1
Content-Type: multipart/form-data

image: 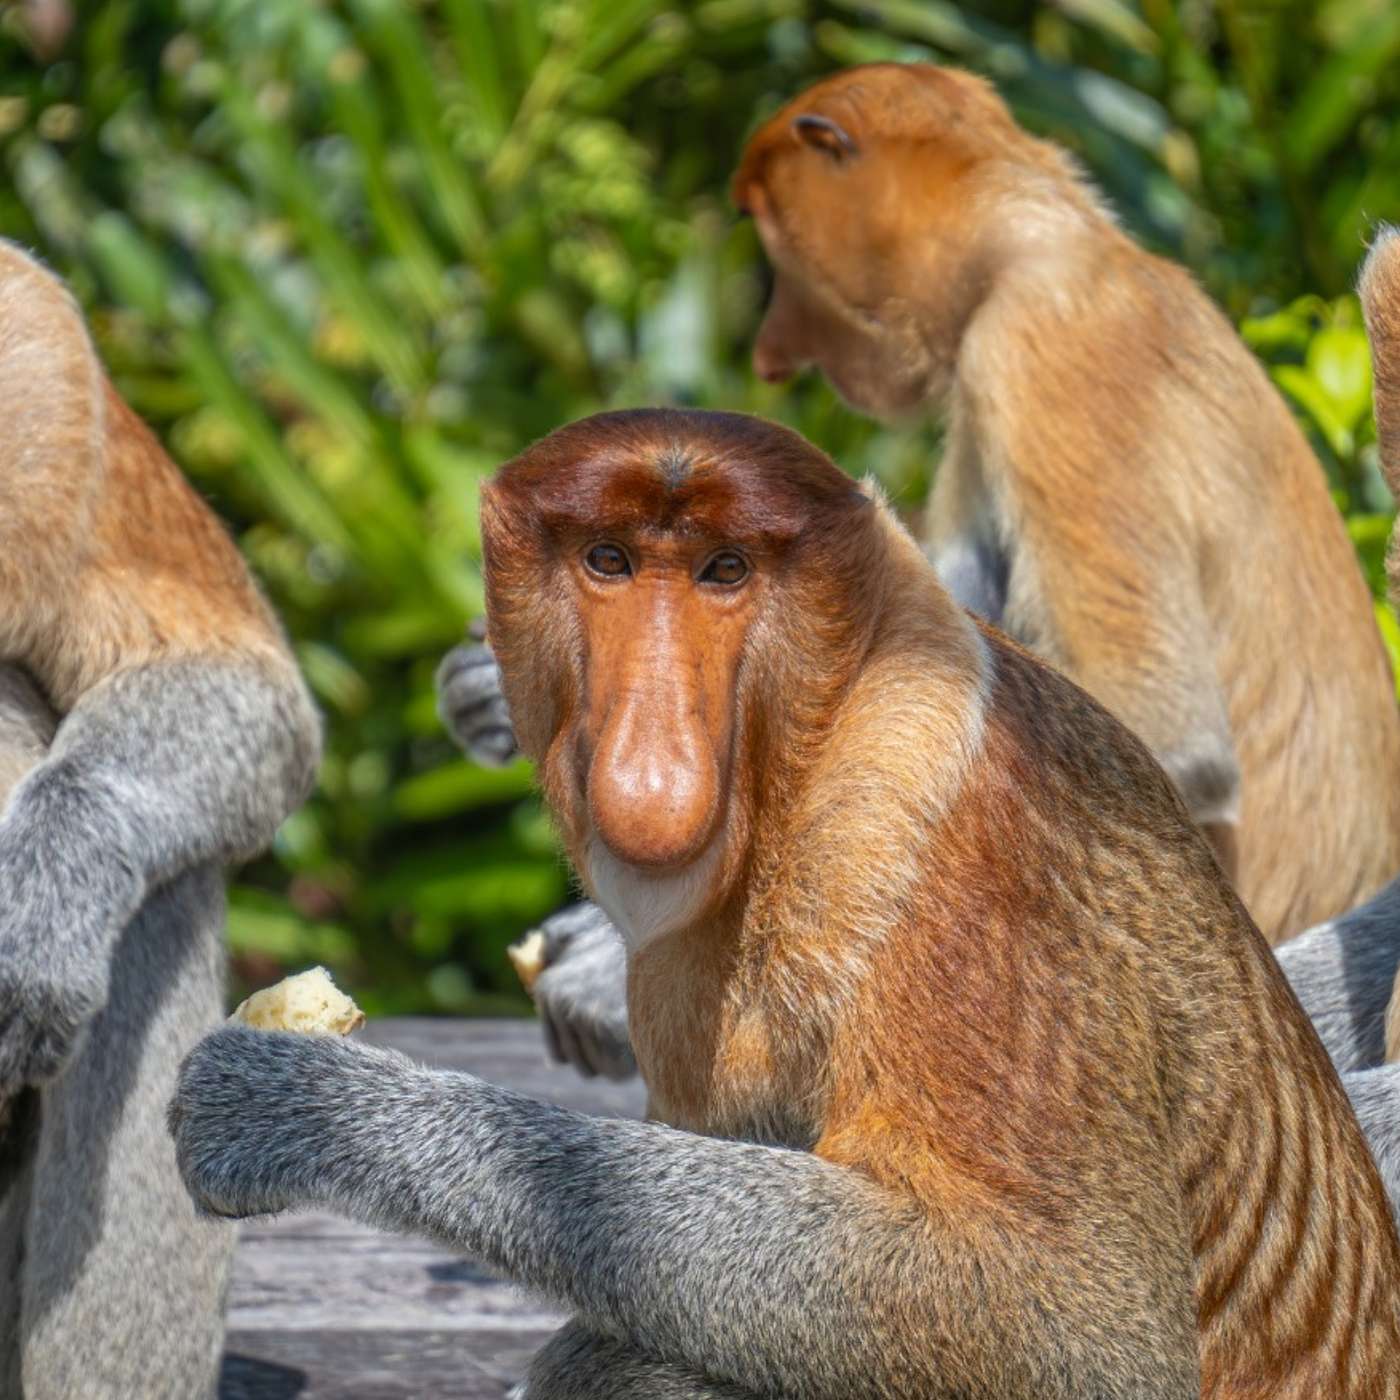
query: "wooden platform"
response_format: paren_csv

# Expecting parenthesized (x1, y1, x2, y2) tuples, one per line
(219, 1018, 647, 1399)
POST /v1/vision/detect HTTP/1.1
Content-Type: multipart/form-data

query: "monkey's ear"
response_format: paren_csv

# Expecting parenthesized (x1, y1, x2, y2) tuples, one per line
(793, 114, 858, 161)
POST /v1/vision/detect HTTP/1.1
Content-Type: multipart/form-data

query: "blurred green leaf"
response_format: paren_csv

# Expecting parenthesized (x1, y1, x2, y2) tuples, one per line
(393, 761, 538, 821)
(1308, 323, 1373, 431)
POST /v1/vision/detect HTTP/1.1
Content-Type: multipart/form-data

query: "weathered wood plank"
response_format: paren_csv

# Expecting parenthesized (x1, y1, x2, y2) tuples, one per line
(221, 1329, 545, 1399)
(219, 1017, 646, 1398)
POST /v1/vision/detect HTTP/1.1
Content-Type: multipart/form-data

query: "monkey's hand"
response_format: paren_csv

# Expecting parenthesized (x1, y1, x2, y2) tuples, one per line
(436, 641, 519, 767)
(169, 1026, 413, 1220)
(529, 903, 635, 1081)
(0, 783, 142, 1094)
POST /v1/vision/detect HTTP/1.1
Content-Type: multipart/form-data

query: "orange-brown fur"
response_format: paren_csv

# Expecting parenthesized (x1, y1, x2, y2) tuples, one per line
(484, 408, 1400, 1396)
(0, 241, 290, 712)
(733, 63, 1400, 945)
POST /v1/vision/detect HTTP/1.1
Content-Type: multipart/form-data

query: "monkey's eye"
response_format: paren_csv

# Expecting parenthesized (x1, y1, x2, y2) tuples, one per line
(699, 551, 749, 586)
(584, 543, 632, 578)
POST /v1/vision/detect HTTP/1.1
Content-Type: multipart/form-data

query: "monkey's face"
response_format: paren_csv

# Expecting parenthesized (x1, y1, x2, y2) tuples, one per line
(733, 64, 1013, 419)
(480, 410, 875, 927)
(749, 229, 931, 422)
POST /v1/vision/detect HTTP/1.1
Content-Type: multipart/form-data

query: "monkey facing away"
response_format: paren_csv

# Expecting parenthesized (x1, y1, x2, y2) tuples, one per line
(731, 62, 1400, 948)
(0, 241, 320, 1397)
(176, 408, 1400, 1398)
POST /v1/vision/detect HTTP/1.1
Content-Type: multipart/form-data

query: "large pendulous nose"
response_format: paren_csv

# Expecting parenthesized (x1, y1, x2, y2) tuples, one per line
(587, 677, 721, 869)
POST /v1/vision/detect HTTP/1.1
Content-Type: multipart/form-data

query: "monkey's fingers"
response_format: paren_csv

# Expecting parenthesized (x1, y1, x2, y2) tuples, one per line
(534, 901, 614, 963)
(586, 1029, 637, 1082)
(546, 1011, 598, 1079)
(435, 644, 519, 768)
(536, 994, 636, 1082)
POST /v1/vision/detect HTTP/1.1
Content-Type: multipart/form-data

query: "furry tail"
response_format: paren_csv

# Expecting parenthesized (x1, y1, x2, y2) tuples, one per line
(1359, 228, 1400, 607)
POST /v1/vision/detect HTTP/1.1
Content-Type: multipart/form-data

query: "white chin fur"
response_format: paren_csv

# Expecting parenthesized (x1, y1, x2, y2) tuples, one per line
(584, 838, 725, 952)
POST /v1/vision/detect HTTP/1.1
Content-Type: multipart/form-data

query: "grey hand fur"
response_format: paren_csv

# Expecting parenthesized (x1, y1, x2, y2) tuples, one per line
(1276, 878, 1400, 1212)
(436, 642, 520, 768)
(171, 1028, 1196, 1400)
(437, 642, 635, 1081)
(0, 652, 319, 1398)
(530, 903, 635, 1081)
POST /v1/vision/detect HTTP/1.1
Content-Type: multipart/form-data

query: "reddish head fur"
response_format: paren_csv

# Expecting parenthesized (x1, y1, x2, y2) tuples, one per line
(483, 409, 881, 899)
(732, 64, 1088, 416)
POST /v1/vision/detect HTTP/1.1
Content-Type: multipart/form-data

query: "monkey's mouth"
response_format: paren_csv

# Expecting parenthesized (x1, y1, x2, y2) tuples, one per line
(583, 833, 728, 945)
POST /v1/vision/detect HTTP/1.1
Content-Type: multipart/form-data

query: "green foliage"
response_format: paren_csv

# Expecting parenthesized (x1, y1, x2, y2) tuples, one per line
(0, 0, 1397, 1009)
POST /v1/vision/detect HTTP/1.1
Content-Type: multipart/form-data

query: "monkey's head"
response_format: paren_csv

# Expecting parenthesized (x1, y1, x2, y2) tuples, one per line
(481, 409, 880, 933)
(733, 63, 1064, 418)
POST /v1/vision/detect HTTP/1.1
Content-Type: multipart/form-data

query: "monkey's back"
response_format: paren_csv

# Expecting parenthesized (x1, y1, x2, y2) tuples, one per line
(958, 236, 1400, 944)
(836, 630, 1400, 1393)
(1167, 256, 1400, 944)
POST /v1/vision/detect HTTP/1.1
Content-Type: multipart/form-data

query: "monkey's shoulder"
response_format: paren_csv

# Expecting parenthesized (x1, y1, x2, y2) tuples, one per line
(0, 239, 287, 701)
(974, 626, 1191, 819)
(899, 629, 1251, 964)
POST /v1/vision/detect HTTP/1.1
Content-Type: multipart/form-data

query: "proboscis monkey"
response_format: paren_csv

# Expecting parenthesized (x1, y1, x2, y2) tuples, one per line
(1280, 228, 1400, 1202)
(0, 241, 320, 1396)
(174, 409, 1400, 1398)
(733, 61, 1400, 947)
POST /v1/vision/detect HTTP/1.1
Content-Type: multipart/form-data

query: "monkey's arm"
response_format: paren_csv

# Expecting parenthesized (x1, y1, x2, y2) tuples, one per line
(924, 435, 1239, 869)
(1276, 889, 1400, 1217)
(927, 532, 1007, 623)
(1011, 533, 1239, 869)
(1276, 879, 1400, 1071)
(0, 654, 317, 1092)
(0, 242, 321, 1092)
(172, 1029, 1198, 1400)
(1341, 1066, 1400, 1215)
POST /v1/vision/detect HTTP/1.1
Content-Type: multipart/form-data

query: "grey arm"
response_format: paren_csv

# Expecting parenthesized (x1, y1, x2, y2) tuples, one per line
(171, 1029, 1197, 1400)
(1277, 880, 1400, 1217)
(1275, 878, 1400, 1073)
(0, 655, 318, 1092)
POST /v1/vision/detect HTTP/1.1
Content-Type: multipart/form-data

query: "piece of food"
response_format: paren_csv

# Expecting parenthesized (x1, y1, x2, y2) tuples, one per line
(229, 966, 365, 1035)
(507, 929, 547, 994)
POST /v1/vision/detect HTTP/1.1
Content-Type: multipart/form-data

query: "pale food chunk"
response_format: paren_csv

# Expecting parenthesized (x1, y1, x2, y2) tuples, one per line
(229, 966, 365, 1035)
(507, 929, 547, 994)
